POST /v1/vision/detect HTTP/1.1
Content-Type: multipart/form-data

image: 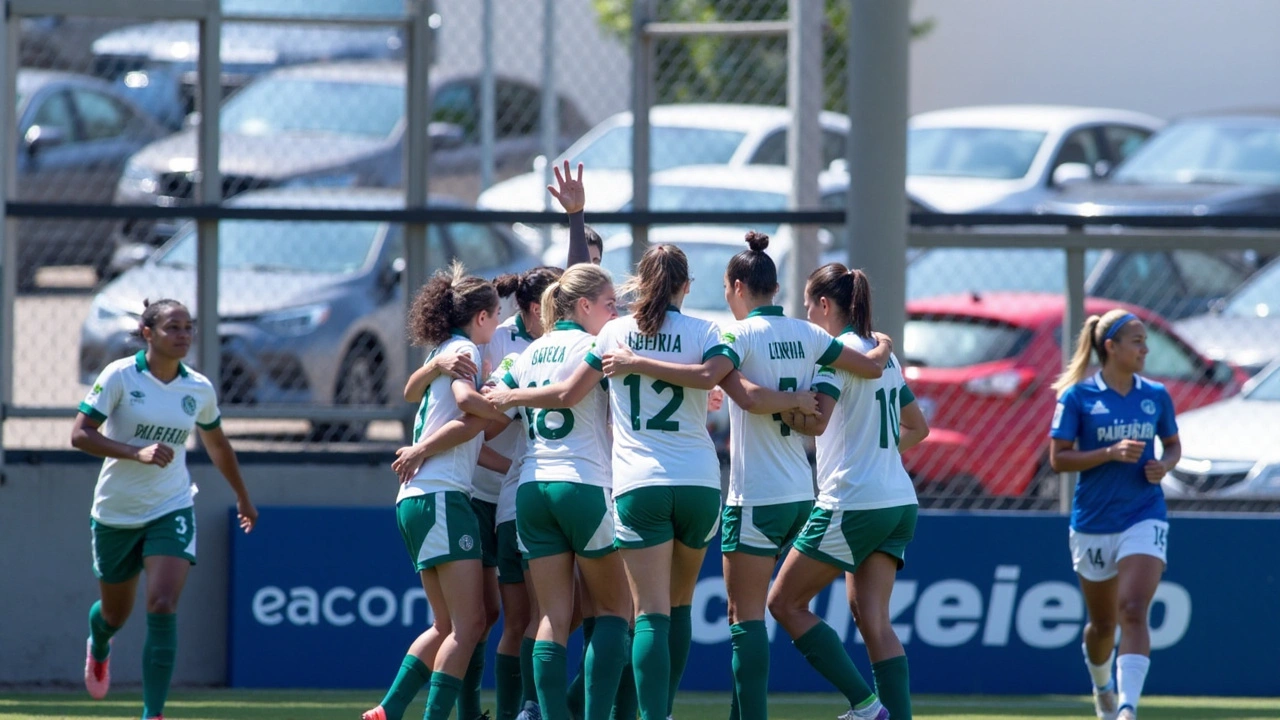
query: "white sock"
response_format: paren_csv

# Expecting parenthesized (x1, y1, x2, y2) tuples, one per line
(1083, 641, 1115, 689)
(1116, 654, 1151, 711)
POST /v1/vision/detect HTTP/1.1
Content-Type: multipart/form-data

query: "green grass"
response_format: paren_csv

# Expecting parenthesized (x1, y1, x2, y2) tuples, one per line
(5, 691, 1280, 720)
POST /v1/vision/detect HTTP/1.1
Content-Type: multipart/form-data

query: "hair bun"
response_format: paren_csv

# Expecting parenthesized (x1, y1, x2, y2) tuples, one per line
(744, 230, 769, 253)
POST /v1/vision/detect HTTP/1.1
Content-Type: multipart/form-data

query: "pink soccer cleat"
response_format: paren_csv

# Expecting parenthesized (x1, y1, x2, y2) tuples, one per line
(361, 706, 388, 720)
(84, 639, 110, 700)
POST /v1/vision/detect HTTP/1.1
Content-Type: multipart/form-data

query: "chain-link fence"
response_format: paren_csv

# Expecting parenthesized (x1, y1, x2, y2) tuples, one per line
(5, 1, 1280, 515)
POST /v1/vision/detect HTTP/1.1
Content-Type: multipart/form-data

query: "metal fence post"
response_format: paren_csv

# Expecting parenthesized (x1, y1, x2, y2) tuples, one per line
(1060, 241, 1087, 513)
(0, 16, 18, 476)
(846, 0, 909, 344)
(480, 0, 495, 192)
(539, 0, 558, 252)
(630, 0, 653, 269)
(404, 0, 434, 442)
(785, 0, 822, 318)
(196, 0, 223, 402)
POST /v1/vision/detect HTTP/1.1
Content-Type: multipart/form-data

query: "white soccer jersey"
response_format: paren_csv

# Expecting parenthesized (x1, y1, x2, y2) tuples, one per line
(811, 331, 918, 511)
(473, 315, 535, 503)
(587, 309, 722, 496)
(79, 352, 221, 528)
(398, 333, 484, 502)
(501, 322, 611, 489)
(714, 306, 844, 506)
(491, 352, 527, 524)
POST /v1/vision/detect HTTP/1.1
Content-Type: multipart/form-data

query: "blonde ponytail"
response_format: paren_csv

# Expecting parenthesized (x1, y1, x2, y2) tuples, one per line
(539, 264, 613, 334)
(1051, 309, 1141, 396)
(539, 281, 563, 334)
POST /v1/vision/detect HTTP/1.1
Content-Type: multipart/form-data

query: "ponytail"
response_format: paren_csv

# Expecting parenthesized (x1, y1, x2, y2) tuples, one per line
(725, 230, 778, 299)
(539, 264, 613, 333)
(408, 260, 499, 346)
(539, 281, 563, 334)
(621, 244, 688, 337)
(1052, 309, 1140, 396)
(805, 262, 874, 338)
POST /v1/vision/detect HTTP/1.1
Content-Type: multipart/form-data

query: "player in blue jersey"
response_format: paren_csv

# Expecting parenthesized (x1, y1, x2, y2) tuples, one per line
(1049, 309, 1181, 720)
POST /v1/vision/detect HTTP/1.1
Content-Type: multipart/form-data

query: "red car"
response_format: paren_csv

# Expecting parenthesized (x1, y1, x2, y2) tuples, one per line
(900, 293, 1247, 497)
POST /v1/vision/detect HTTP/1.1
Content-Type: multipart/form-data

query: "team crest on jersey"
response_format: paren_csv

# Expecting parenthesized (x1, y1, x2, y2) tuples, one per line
(1088, 400, 1110, 415)
(1141, 399, 1157, 416)
(720, 331, 737, 344)
(181, 395, 198, 416)
(459, 535, 474, 552)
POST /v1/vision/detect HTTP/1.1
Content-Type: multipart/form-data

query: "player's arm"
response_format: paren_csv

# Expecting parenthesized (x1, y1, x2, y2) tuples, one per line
(718, 370, 819, 416)
(603, 349, 735, 391)
(783, 393, 837, 437)
(392, 414, 491, 483)
(1049, 437, 1147, 472)
(828, 336, 890, 379)
(198, 425, 258, 532)
(487, 362, 602, 410)
(479, 446, 513, 475)
(1145, 434, 1180, 484)
(71, 413, 175, 466)
(405, 351, 479, 403)
(897, 400, 930, 452)
(453, 379, 510, 422)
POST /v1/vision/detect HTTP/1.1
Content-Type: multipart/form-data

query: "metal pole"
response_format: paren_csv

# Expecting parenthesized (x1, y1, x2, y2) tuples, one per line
(1060, 243, 1086, 513)
(630, 0, 653, 268)
(785, 0, 822, 318)
(196, 0, 223, 393)
(846, 0, 909, 344)
(479, 0, 495, 191)
(539, 0, 558, 251)
(404, 0, 434, 442)
(0, 17, 18, 477)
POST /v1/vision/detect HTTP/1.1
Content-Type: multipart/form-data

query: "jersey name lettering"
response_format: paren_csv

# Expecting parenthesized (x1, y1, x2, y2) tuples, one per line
(767, 340, 805, 360)
(626, 331, 682, 353)
(530, 346, 566, 365)
(134, 424, 191, 445)
(1095, 420, 1156, 443)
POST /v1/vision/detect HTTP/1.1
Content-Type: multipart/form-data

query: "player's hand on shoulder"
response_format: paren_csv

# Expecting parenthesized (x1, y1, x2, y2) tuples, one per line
(437, 351, 478, 380)
(135, 443, 175, 467)
(601, 346, 637, 376)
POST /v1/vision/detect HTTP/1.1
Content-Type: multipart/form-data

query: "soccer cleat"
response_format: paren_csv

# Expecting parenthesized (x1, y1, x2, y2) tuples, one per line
(360, 705, 388, 720)
(838, 699, 890, 720)
(1118, 706, 1137, 720)
(84, 639, 110, 700)
(1093, 681, 1119, 720)
(515, 700, 542, 720)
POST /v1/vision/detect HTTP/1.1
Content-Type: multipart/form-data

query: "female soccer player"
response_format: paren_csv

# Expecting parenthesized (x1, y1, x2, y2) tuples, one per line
(1049, 310, 1180, 720)
(600, 232, 891, 720)
(364, 264, 510, 720)
(765, 264, 929, 720)
(72, 298, 258, 720)
(484, 264, 630, 720)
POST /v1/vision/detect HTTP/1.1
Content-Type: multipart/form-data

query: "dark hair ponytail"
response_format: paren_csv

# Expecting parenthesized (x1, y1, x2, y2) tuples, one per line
(806, 263, 873, 337)
(621, 244, 688, 337)
(408, 260, 499, 346)
(131, 298, 187, 340)
(725, 230, 777, 298)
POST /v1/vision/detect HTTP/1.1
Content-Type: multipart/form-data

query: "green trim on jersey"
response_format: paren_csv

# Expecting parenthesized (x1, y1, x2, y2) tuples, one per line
(813, 381, 841, 400)
(196, 416, 221, 431)
(900, 383, 916, 407)
(451, 327, 471, 339)
(514, 314, 535, 341)
(553, 320, 586, 332)
(667, 305, 682, 313)
(746, 305, 784, 318)
(704, 345, 741, 368)
(134, 350, 189, 379)
(501, 371, 518, 389)
(79, 402, 108, 424)
(585, 352, 604, 371)
(816, 339, 843, 367)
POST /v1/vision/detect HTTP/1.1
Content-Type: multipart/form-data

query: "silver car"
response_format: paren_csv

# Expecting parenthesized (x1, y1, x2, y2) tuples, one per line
(1174, 256, 1280, 375)
(1165, 360, 1280, 499)
(80, 187, 538, 440)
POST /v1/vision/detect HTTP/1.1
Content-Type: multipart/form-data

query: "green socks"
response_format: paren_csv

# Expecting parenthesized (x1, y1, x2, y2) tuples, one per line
(793, 622, 875, 710)
(667, 605, 692, 717)
(872, 655, 912, 720)
(496, 652, 524, 720)
(141, 613, 177, 719)
(633, 613, 671, 720)
(424, 672, 464, 720)
(88, 601, 120, 663)
(568, 617, 596, 720)
(611, 647, 637, 720)
(379, 654, 431, 720)
(534, 641, 570, 720)
(729, 621, 769, 720)
(521, 637, 539, 706)
(457, 639, 487, 719)
(584, 616, 629, 720)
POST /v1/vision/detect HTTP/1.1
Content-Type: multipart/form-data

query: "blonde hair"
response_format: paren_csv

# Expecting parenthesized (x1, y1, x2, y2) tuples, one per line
(1051, 308, 1142, 396)
(539, 264, 613, 332)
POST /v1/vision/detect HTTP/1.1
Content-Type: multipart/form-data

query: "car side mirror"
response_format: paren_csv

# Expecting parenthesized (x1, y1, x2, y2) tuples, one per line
(24, 125, 66, 156)
(428, 122, 465, 150)
(381, 257, 406, 290)
(1052, 162, 1093, 187)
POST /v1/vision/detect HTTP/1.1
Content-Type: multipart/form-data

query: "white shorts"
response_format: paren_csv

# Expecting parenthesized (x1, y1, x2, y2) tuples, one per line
(1069, 518, 1169, 582)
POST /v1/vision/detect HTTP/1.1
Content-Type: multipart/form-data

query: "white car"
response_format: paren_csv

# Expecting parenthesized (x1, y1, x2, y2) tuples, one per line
(1164, 360, 1280, 499)
(907, 104, 1163, 213)
(478, 103, 852, 217)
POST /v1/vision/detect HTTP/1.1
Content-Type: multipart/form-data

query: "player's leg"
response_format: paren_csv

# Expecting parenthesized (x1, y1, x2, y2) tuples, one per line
(423, 557, 488, 720)
(1112, 520, 1166, 719)
(851, 505, 916, 720)
(460, 499, 502, 720)
(576, 550, 632, 720)
(497, 521, 533, 720)
(616, 486, 677, 720)
(86, 519, 144, 700)
(139, 554, 191, 719)
(367, 569, 451, 720)
(722, 549, 775, 720)
(527, 551, 578, 720)
(664, 485, 719, 720)
(1074, 528, 1122, 720)
(567, 566, 591, 720)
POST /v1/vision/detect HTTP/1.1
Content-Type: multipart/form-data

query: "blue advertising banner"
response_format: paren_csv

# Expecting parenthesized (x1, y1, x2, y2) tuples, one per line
(229, 508, 1280, 695)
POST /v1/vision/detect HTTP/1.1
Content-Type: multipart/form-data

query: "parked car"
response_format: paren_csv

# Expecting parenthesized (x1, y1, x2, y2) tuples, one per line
(476, 103, 852, 218)
(90, 0, 408, 130)
(110, 60, 587, 265)
(80, 187, 538, 440)
(900, 293, 1245, 497)
(1174, 255, 1280, 374)
(907, 247, 1255, 320)
(1163, 360, 1280, 499)
(14, 69, 169, 288)
(907, 105, 1161, 213)
(1038, 110, 1280, 217)
(20, 16, 135, 71)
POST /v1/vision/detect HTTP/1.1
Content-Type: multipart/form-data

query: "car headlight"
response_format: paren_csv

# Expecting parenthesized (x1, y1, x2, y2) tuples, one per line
(117, 160, 160, 196)
(258, 303, 331, 337)
(281, 172, 359, 189)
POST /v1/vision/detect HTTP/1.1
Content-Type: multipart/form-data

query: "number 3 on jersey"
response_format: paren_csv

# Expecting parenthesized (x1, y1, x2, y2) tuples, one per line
(773, 377, 798, 436)
(623, 374, 683, 432)
(524, 381, 575, 440)
(875, 387, 901, 448)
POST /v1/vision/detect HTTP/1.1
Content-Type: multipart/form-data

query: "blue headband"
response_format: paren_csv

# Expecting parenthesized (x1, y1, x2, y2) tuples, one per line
(1102, 313, 1139, 342)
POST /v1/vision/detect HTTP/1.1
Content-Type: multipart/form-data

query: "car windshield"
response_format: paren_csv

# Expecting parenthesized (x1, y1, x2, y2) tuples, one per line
(223, 0, 403, 18)
(1247, 365, 1280, 401)
(221, 78, 403, 139)
(1111, 119, 1280, 186)
(908, 127, 1046, 180)
(572, 126, 748, 172)
(907, 248, 1103, 299)
(902, 317, 1033, 368)
(1222, 258, 1280, 318)
(157, 220, 381, 274)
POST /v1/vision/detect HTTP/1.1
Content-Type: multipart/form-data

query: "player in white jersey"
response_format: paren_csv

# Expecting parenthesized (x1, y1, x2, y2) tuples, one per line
(364, 265, 511, 720)
(766, 264, 930, 720)
(600, 232, 891, 720)
(72, 299, 258, 720)
(483, 264, 631, 720)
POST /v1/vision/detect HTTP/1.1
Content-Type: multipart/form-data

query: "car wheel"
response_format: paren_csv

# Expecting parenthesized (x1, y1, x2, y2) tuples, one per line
(311, 337, 387, 443)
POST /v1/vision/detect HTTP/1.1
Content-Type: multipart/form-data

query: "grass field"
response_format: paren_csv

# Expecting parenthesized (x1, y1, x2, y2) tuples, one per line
(4, 691, 1280, 720)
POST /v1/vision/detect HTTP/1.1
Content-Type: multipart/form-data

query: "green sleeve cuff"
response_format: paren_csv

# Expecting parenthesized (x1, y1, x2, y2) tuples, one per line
(78, 402, 107, 424)
(585, 352, 603, 371)
(816, 338, 843, 367)
(501, 371, 518, 389)
(703, 345, 740, 369)
(899, 383, 916, 407)
(197, 416, 222, 431)
(813, 382, 841, 401)
(599, 377, 610, 391)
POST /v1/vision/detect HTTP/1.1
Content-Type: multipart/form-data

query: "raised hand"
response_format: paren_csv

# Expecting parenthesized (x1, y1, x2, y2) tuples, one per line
(548, 160, 585, 214)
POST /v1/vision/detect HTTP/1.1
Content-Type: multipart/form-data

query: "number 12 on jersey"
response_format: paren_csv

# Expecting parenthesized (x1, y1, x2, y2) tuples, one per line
(875, 387, 900, 448)
(623, 374, 683, 432)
